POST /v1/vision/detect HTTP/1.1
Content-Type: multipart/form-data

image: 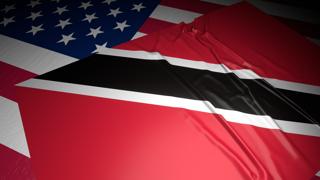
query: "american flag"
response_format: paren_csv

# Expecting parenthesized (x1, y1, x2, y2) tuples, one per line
(1, 0, 319, 179)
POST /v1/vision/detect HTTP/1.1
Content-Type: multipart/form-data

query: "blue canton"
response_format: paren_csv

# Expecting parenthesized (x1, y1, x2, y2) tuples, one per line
(0, 0, 159, 58)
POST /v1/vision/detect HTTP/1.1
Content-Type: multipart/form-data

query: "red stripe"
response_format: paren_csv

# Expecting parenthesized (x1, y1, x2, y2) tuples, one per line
(0, 144, 35, 180)
(139, 18, 175, 34)
(160, 0, 222, 14)
(17, 86, 320, 180)
(0, 61, 36, 101)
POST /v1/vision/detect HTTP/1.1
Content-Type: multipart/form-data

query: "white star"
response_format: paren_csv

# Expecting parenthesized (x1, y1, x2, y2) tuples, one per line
(92, 42, 108, 53)
(27, 0, 41, 8)
(53, 6, 68, 15)
(78, 1, 93, 10)
(107, 7, 122, 17)
(26, 24, 44, 35)
(0, 16, 15, 27)
(55, 18, 72, 29)
(1, 4, 15, 13)
(87, 26, 103, 38)
(26, 11, 43, 21)
(113, 20, 130, 32)
(57, 33, 76, 45)
(131, 3, 145, 12)
(102, 0, 116, 5)
(82, 13, 98, 23)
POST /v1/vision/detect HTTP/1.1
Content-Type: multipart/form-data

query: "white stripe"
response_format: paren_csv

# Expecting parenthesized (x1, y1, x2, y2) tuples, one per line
(18, 79, 320, 137)
(264, 78, 320, 95)
(0, 35, 77, 75)
(100, 48, 163, 60)
(132, 32, 146, 40)
(275, 120, 320, 137)
(97, 48, 320, 95)
(98, 48, 231, 74)
(316, 170, 320, 177)
(0, 96, 30, 157)
(150, 5, 201, 24)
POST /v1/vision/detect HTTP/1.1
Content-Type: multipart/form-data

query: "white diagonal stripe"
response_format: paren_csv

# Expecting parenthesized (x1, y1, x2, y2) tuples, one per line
(264, 78, 320, 96)
(0, 96, 30, 157)
(18, 79, 320, 137)
(150, 5, 201, 24)
(96, 48, 320, 95)
(132, 32, 146, 39)
(0, 34, 78, 156)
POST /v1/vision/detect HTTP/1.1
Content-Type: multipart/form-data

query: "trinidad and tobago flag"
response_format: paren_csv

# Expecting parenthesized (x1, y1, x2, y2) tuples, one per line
(13, 3, 320, 180)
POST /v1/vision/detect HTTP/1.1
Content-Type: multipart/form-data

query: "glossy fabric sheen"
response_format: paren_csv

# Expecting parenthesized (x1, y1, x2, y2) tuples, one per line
(17, 87, 320, 180)
(16, 2, 320, 180)
(36, 54, 319, 124)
